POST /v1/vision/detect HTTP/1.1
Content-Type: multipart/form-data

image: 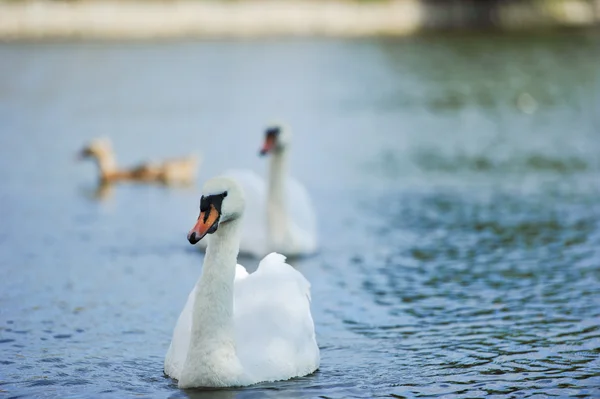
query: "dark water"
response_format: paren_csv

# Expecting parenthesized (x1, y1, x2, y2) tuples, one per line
(1, 32, 599, 398)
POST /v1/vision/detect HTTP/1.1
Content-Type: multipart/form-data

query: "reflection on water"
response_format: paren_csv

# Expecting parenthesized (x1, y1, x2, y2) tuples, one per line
(0, 32, 599, 398)
(79, 181, 116, 201)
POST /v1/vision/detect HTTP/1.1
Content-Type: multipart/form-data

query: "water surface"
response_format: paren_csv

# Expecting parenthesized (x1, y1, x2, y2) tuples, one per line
(0, 33, 599, 398)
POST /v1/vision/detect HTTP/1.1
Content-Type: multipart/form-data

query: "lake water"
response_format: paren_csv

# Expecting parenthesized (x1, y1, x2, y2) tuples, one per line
(1, 32, 599, 398)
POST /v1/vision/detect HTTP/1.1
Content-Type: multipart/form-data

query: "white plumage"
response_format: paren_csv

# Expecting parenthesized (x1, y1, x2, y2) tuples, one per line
(165, 177, 319, 388)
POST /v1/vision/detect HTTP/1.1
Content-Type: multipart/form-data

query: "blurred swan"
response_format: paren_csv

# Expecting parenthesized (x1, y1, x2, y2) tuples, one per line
(78, 137, 199, 185)
(165, 176, 319, 388)
(198, 124, 318, 258)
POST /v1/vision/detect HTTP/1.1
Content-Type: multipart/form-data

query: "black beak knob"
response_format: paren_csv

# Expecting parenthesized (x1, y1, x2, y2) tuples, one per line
(188, 231, 200, 244)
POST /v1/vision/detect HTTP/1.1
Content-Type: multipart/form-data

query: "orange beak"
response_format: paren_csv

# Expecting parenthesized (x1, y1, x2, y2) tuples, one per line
(187, 204, 220, 244)
(259, 134, 276, 156)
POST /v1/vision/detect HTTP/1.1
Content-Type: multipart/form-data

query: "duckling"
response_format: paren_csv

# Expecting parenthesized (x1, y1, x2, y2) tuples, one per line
(79, 137, 199, 185)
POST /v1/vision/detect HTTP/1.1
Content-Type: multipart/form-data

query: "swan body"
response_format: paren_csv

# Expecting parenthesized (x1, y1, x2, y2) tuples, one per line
(197, 125, 317, 258)
(79, 137, 199, 185)
(165, 177, 319, 388)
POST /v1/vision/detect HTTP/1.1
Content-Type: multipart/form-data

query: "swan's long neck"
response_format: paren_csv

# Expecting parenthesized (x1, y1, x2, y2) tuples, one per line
(267, 148, 289, 248)
(190, 219, 240, 346)
(179, 217, 245, 388)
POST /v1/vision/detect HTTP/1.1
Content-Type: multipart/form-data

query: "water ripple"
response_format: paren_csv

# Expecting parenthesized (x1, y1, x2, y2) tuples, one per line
(1, 33, 600, 399)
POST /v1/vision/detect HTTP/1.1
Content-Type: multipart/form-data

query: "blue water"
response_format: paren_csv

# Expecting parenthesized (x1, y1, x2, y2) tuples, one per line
(1, 32, 599, 398)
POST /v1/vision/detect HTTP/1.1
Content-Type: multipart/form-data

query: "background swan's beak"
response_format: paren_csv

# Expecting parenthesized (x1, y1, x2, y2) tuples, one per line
(187, 205, 220, 244)
(259, 135, 276, 156)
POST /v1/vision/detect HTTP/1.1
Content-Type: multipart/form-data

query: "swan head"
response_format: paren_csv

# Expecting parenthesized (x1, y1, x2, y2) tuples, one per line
(79, 137, 113, 160)
(259, 123, 291, 156)
(187, 177, 245, 244)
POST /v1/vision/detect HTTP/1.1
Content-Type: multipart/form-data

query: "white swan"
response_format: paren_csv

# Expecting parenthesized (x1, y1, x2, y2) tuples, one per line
(198, 124, 318, 258)
(165, 176, 320, 388)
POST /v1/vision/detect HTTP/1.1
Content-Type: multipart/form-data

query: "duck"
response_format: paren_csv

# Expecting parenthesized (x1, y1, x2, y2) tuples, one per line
(164, 176, 320, 388)
(197, 124, 318, 258)
(78, 137, 199, 185)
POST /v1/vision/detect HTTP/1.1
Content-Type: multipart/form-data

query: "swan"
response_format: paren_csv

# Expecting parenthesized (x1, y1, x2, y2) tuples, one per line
(164, 176, 320, 388)
(198, 124, 318, 258)
(78, 137, 199, 185)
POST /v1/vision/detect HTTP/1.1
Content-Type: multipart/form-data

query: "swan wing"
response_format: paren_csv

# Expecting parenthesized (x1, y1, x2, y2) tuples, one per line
(233, 253, 320, 382)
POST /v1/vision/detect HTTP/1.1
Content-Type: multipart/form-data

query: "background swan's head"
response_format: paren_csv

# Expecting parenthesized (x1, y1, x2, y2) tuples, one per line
(259, 123, 291, 156)
(187, 177, 245, 244)
(79, 137, 113, 160)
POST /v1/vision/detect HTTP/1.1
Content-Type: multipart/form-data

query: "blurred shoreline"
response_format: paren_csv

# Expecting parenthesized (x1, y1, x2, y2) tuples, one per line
(1, 0, 599, 40)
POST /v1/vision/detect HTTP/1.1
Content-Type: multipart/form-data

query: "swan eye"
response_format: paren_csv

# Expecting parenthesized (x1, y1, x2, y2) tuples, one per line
(199, 192, 228, 213)
(199, 196, 209, 212)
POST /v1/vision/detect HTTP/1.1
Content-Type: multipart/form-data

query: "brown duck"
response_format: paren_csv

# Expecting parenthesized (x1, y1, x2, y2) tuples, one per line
(79, 138, 199, 185)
